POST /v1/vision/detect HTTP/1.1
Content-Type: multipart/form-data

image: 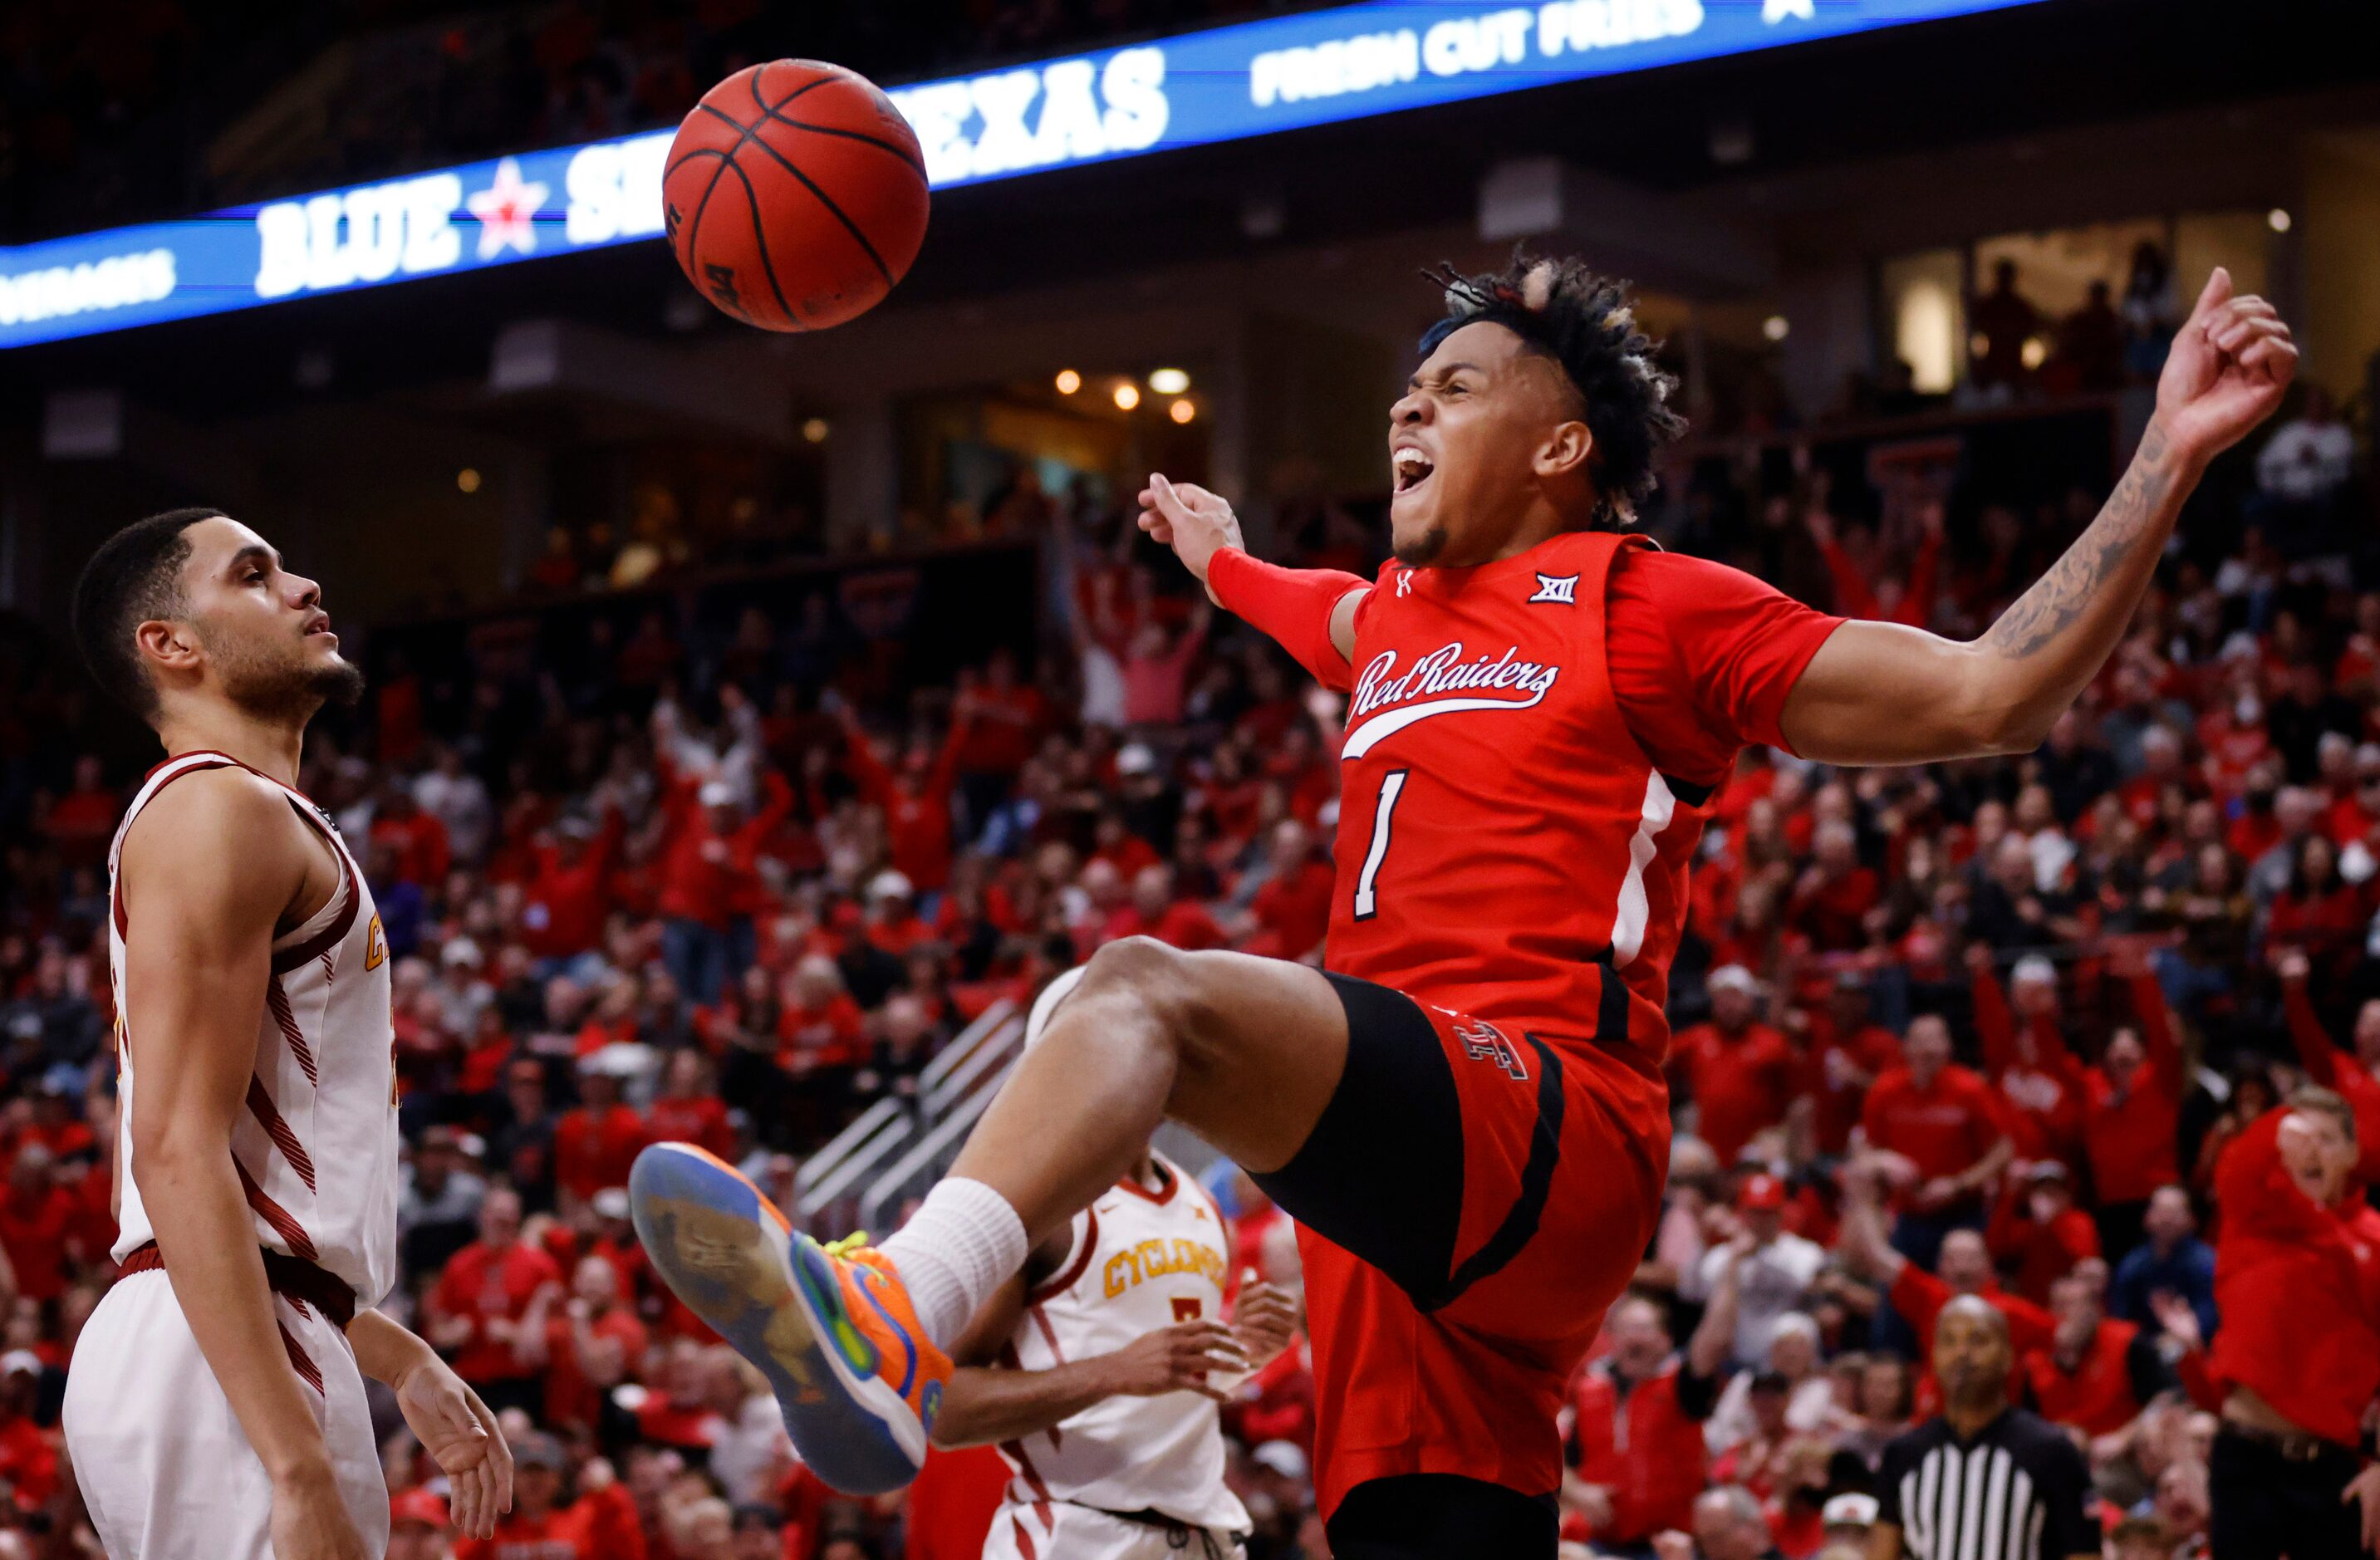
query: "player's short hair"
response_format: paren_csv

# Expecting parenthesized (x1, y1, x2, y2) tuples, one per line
(1419, 252, 1686, 529)
(2290, 1083, 2358, 1145)
(71, 507, 226, 724)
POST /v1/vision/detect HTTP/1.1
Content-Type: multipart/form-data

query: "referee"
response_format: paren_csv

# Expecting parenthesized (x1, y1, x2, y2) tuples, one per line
(1870, 1298, 2099, 1560)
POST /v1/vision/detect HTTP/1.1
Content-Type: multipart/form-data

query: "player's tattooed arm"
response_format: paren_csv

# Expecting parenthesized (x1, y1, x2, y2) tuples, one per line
(1781, 269, 2294, 768)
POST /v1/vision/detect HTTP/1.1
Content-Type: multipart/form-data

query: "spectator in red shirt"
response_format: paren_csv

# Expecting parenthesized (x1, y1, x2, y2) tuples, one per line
(0, 1352, 60, 1507)
(553, 1055, 651, 1209)
(2069, 944, 2187, 1258)
(370, 779, 453, 887)
(1968, 950, 2086, 1169)
(0, 1146, 76, 1304)
(1567, 1295, 1730, 1550)
(524, 1253, 650, 1434)
(655, 768, 794, 1006)
(39, 754, 119, 872)
(1859, 1015, 2014, 1272)
(1241, 820, 1334, 963)
(837, 698, 973, 894)
(1840, 1160, 2054, 1393)
(1670, 965, 1797, 1165)
(1987, 1161, 2102, 1304)
(645, 1047, 733, 1160)
(454, 1433, 645, 1560)
(1786, 819, 1881, 951)
(1803, 971, 1902, 1156)
(2202, 1092, 2380, 1559)
(2019, 1263, 2173, 1438)
(1102, 864, 1228, 951)
(429, 1185, 566, 1416)
(2278, 947, 2380, 1182)
(520, 807, 622, 965)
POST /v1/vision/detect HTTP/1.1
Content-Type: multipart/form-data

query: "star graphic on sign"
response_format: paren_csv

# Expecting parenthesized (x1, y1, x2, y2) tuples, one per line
(1762, 0, 1816, 20)
(467, 158, 548, 259)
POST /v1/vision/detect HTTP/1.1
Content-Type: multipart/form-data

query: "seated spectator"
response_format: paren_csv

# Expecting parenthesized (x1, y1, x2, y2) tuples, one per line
(1671, 967, 1796, 1167)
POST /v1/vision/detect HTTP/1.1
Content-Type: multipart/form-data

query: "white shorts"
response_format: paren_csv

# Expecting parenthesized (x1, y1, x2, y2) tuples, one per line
(982, 1500, 1246, 1560)
(62, 1269, 390, 1560)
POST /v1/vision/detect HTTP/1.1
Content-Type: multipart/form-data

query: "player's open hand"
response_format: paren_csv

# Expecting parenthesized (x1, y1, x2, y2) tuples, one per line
(1229, 1279, 1301, 1371)
(395, 1353, 514, 1538)
(1099, 1318, 1249, 1401)
(2158, 267, 2297, 465)
(1136, 473, 1244, 601)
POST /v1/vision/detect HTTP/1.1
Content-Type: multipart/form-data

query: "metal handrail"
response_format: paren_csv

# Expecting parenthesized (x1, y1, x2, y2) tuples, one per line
(858, 1057, 1018, 1232)
(797, 1111, 915, 1220)
(793, 1097, 905, 1194)
(925, 1012, 1024, 1116)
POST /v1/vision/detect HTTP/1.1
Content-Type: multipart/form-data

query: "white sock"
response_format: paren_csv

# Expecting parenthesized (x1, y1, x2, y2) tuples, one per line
(878, 1177, 1028, 1350)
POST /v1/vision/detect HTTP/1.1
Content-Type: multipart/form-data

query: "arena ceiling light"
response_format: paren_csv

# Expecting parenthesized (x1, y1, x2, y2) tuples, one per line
(0, 0, 2057, 350)
(1147, 368, 1190, 394)
(1113, 382, 1141, 410)
(1054, 368, 1083, 394)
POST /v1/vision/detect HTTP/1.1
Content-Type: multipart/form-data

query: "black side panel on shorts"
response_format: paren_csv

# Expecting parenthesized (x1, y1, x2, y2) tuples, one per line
(1431, 1033, 1563, 1310)
(1327, 1474, 1559, 1559)
(1248, 972, 1465, 1305)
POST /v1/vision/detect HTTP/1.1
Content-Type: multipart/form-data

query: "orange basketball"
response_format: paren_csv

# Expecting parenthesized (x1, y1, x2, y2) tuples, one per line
(663, 61, 930, 331)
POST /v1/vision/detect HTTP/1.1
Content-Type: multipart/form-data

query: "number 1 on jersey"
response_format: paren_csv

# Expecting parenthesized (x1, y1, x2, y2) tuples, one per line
(1353, 769, 1409, 921)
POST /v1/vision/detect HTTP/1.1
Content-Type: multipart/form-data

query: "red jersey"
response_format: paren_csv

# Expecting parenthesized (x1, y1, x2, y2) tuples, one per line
(1290, 531, 1837, 1512)
(1323, 532, 1834, 1060)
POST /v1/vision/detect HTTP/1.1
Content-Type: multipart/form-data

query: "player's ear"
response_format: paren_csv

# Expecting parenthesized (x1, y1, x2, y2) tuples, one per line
(133, 617, 201, 678)
(1535, 419, 1594, 480)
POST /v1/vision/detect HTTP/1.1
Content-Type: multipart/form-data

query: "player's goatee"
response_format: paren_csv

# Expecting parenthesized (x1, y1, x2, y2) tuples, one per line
(1392, 524, 1448, 567)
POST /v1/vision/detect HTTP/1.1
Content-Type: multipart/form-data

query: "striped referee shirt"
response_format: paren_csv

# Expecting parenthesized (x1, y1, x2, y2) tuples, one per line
(1874, 1409, 2099, 1560)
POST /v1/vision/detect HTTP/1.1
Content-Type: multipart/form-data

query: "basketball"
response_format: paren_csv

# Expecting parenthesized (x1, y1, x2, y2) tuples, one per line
(663, 60, 930, 332)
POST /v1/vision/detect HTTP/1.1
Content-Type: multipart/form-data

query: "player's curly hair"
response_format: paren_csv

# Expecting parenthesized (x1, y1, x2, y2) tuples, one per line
(1419, 252, 1686, 529)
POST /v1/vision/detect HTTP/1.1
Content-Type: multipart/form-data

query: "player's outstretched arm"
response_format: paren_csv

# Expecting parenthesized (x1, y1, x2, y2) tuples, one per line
(1138, 473, 1369, 692)
(930, 1248, 1251, 1449)
(348, 1309, 514, 1538)
(120, 771, 370, 1560)
(1781, 269, 2296, 768)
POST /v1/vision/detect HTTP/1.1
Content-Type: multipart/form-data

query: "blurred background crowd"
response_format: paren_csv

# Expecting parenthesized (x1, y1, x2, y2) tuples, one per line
(0, 374, 2373, 1558)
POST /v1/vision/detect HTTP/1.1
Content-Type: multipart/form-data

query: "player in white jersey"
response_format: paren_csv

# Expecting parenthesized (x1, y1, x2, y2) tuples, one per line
(61, 508, 513, 1560)
(930, 968, 1300, 1560)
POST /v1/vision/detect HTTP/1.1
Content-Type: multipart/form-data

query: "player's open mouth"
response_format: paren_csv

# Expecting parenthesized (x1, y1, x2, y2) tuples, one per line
(1392, 446, 1435, 494)
(303, 613, 336, 641)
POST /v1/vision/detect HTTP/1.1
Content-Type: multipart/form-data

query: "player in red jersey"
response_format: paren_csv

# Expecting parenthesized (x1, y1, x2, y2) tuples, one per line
(631, 256, 2296, 1556)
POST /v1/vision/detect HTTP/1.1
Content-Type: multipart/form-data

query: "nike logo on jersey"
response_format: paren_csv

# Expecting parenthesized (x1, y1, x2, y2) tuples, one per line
(1344, 643, 1561, 758)
(1529, 572, 1578, 605)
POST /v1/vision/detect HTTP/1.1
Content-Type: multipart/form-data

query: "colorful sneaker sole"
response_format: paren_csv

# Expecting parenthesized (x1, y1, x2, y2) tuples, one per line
(627, 1141, 928, 1494)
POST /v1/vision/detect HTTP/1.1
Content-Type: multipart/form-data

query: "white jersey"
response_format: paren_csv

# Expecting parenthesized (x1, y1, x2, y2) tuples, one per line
(106, 750, 401, 1305)
(994, 1155, 1251, 1542)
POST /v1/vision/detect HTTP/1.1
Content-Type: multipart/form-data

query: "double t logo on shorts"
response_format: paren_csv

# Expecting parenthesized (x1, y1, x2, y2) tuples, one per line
(1453, 1018, 1529, 1082)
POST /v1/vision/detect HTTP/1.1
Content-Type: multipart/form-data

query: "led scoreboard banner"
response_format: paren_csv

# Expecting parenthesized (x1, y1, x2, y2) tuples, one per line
(0, 0, 2050, 349)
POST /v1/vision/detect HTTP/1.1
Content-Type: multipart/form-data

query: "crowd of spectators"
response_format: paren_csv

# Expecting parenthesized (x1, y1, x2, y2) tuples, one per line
(0, 377, 2373, 1558)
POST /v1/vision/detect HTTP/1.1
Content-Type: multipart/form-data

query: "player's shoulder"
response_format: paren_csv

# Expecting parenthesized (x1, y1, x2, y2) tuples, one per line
(118, 762, 311, 905)
(120, 760, 300, 861)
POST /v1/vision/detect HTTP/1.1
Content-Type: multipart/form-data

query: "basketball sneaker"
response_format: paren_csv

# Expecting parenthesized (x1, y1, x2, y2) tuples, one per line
(628, 1141, 948, 1494)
